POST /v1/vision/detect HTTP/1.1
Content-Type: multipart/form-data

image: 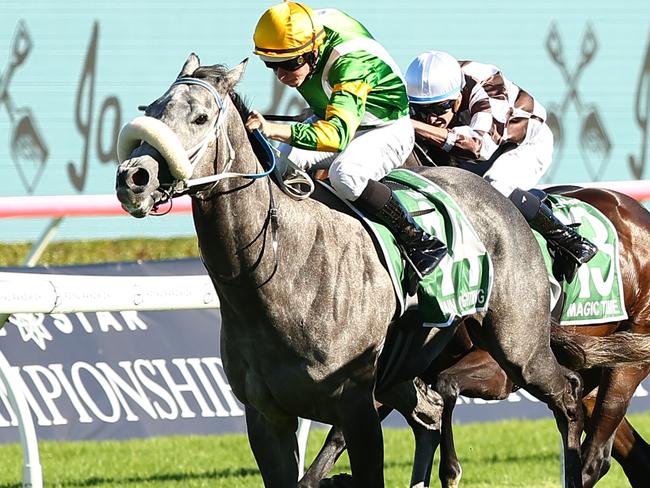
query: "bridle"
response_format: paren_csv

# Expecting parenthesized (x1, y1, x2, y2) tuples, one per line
(159, 77, 277, 201)
(120, 74, 314, 284)
(153, 76, 281, 286)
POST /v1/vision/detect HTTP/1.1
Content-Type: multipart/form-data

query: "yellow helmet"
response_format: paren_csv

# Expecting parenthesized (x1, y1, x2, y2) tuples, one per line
(253, 1, 326, 61)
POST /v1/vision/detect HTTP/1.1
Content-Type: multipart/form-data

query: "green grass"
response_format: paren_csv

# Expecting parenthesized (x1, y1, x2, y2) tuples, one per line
(1, 413, 649, 487)
(0, 238, 199, 267)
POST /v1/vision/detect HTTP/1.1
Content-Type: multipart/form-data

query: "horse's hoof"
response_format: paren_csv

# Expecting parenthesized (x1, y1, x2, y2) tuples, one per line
(443, 468, 462, 488)
(319, 473, 354, 488)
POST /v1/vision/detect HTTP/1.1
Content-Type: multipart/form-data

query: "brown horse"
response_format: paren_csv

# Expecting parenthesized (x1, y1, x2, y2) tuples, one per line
(544, 187, 650, 488)
(301, 186, 650, 488)
(430, 322, 650, 488)
(302, 323, 650, 488)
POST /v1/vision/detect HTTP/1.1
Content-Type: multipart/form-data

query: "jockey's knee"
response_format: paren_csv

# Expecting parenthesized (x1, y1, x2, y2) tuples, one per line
(329, 163, 368, 201)
(509, 187, 542, 220)
(483, 175, 515, 197)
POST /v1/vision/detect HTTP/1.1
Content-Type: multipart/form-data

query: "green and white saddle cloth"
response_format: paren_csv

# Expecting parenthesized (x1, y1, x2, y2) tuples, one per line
(324, 168, 494, 327)
(537, 194, 628, 325)
(381, 170, 494, 326)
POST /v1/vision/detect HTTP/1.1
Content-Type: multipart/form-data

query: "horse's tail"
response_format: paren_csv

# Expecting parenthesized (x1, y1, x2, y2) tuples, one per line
(551, 325, 650, 369)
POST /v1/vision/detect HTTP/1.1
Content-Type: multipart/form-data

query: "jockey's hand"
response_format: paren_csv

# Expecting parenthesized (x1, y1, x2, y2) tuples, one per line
(245, 110, 269, 135)
(411, 119, 449, 148)
(245, 110, 293, 143)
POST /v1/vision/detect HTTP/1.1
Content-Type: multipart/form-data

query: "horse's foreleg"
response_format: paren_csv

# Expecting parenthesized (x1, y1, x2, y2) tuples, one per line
(245, 405, 299, 488)
(581, 365, 650, 488)
(298, 425, 346, 488)
(298, 405, 393, 488)
(338, 390, 385, 488)
(434, 349, 513, 488)
(379, 378, 443, 488)
(407, 423, 438, 488)
(301, 378, 443, 488)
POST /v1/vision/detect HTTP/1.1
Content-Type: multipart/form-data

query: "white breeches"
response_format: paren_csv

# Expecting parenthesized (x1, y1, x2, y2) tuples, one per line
(278, 116, 415, 201)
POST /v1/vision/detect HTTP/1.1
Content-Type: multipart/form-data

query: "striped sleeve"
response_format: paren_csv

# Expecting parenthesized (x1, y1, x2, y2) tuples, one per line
(291, 52, 376, 152)
(445, 75, 507, 161)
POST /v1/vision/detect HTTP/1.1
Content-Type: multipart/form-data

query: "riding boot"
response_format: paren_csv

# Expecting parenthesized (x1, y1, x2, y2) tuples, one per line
(509, 187, 598, 282)
(529, 202, 598, 265)
(372, 192, 448, 280)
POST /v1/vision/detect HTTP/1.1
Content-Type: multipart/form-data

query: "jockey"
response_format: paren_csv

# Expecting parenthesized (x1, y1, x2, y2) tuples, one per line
(246, 2, 447, 281)
(404, 50, 597, 280)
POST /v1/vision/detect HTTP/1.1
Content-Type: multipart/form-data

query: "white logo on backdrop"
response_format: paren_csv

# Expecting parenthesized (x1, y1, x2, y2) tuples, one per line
(8, 313, 52, 350)
(4, 311, 149, 351)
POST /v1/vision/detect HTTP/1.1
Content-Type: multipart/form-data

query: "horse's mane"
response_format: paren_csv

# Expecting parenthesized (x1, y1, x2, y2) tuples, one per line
(193, 64, 251, 124)
(193, 64, 266, 164)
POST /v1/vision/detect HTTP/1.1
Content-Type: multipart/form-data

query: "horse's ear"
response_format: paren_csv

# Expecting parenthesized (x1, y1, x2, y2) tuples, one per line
(178, 53, 200, 78)
(224, 58, 248, 90)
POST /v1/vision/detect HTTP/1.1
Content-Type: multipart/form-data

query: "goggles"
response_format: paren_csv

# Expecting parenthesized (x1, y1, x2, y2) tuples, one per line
(264, 54, 309, 72)
(410, 99, 456, 118)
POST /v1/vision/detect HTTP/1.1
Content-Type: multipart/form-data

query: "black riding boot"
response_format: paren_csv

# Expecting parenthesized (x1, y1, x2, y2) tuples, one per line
(373, 192, 448, 279)
(509, 188, 598, 265)
(356, 180, 447, 282)
(529, 202, 598, 264)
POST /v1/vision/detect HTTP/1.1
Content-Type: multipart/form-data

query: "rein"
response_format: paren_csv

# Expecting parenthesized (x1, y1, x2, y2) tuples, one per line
(162, 76, 280, 286)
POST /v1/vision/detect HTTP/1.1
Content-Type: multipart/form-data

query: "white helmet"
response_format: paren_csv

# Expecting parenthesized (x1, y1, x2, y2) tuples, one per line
(405, 50, 464, 104)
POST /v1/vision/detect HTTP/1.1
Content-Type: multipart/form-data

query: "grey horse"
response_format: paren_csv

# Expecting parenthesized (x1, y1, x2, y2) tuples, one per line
(115, 54, 585, 487)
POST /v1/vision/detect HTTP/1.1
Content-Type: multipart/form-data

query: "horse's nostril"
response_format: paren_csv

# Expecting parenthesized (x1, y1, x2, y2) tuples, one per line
(130, 168, 150, 187)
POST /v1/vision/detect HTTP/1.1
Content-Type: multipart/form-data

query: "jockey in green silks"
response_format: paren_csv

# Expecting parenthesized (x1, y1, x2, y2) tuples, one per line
(245, 1, 447, 282)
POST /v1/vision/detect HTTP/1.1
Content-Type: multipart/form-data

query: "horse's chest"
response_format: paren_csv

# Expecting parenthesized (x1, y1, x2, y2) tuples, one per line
(221, 328, 348, 420)
(235, 354, 334, 419)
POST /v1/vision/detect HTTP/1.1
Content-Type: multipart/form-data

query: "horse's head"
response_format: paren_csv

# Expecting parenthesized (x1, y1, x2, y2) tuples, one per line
(115, 53, 247, 217)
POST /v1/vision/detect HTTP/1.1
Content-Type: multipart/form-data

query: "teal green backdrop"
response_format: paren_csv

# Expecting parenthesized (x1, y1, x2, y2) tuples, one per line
(1, 1, 648, 242)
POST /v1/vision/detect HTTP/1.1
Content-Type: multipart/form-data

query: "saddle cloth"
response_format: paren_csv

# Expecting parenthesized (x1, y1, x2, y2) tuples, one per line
(319, 168, 494, 327)
(538, 194, 627, 325)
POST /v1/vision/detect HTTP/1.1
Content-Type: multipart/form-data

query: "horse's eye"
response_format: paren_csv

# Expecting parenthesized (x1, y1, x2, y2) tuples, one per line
(194, 114, 208, 125)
